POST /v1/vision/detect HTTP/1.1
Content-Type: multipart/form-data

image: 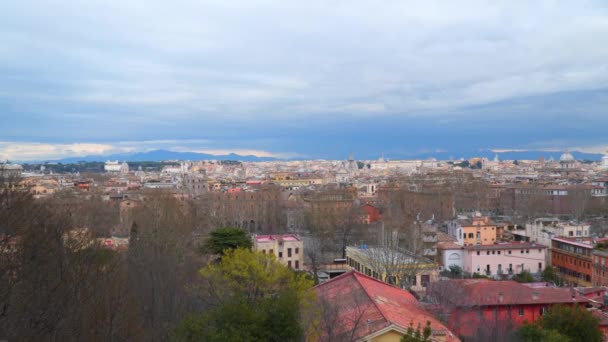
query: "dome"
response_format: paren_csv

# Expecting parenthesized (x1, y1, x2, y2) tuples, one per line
(559, 150, 574, 162)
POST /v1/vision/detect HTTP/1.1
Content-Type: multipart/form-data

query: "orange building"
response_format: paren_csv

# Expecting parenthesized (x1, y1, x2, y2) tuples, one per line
(592, 249, 608, 287)
(462, 215, 498, 246)
(551, 237, 593, 286)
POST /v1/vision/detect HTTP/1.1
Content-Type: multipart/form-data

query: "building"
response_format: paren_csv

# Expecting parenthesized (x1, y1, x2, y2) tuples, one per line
(448, 214, 498, 246)
(462, 242, 547, 279)
(313, 271, 459, 342)
(345, 246, 439, 294)
(252, 234, 303, 270)
(356, 203, 382, 224)
(428, 279, 589, 341)
(551, 237, 593, 286)
(0, 163, 23, 178)
(520, 218, 590, 245)
(104, 160, 129, 174)
(592, 248, 608, 287)
(602, 150, 608, 169)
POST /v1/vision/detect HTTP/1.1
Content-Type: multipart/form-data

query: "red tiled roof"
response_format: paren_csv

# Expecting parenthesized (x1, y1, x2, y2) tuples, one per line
(314, 271, 459, 341)
(431, 279, 590, 307)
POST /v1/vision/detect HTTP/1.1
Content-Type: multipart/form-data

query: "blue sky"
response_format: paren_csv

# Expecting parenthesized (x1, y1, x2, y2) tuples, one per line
(1, 1, 608, 160)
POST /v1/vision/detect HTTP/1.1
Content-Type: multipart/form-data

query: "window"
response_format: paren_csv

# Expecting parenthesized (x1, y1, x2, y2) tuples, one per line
(509, 250, 512, 254)
(278, 252, 283, 258)
(487, 251, 490, 255)
(519, 307, 524, 317)
(269, 249, 273, 254)
(477, 251, 480, 255)
(498, 251, 501, 255)
(295, 247, 299, 254)
(492, 251, 496, 255)
(539, 262, 542, 270)
(521, 250, 524, 254)
(288, 248, 292, 257)
(262, 250, 266, 254)
(288, 260, 292, 268)
(477, 265, 481, 272)
(540, 307, 546, 316)
(526, 250, 529, 254)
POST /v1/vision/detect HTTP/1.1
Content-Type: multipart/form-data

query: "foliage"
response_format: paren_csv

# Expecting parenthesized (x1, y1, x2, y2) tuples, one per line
(472, 272, 490, 279)
(512, 270, 535, 283)
(541, 267, 563, 286)
(516, 323, 570, 342)
(202, 227, 252, 255)
(401, 320, 432, 342)
(173, 248, 314, 342)
(516, 305, 602, 342)
(440, 265, 463, 279)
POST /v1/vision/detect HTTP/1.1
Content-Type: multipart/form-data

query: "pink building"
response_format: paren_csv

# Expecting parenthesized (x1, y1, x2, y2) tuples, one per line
(463, 241, 547, 278)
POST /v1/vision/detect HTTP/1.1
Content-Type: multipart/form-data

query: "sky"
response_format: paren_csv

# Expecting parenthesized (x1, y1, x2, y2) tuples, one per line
(1, 0, 608, 161)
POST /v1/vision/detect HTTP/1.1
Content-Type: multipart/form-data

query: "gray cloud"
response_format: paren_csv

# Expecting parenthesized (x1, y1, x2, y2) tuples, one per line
(1, 1, 608, 159)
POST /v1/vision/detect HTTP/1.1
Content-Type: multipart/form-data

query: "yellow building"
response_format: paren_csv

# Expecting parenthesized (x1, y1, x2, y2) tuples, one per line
(462, 215, 497, 245)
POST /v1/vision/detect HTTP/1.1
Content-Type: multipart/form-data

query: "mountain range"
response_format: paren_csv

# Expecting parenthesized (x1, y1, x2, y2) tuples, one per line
(25, 149, 605, 164)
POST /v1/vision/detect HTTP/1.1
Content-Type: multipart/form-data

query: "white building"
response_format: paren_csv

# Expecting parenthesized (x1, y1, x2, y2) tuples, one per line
(519, 218, 590, 247)
(104, 161, 129, 174)
(602, 151, 608, 169)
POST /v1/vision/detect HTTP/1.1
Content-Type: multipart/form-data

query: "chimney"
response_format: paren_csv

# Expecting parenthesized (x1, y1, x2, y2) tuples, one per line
(532, 291, 539, 300)
(498, 292, 503, 303)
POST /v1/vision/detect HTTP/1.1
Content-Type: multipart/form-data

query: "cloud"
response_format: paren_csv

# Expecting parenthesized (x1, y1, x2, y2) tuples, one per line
(0, 140, 297, 161)
(1, 1, 608, 158)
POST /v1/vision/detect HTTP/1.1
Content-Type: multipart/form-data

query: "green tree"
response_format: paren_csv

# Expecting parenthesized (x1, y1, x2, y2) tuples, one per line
(516, 305, 602, 342)
(541, 267, 563, 286)
(173, 248, 314, 342)
(512, 270, 535, 283)
(401, 321, 432, 342)
(202, 227, 252, 255)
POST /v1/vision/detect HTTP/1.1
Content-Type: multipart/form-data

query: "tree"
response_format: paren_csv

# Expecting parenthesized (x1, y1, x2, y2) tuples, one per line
(202, 227, 252, 255)
(401, 321, 432, 342)
(516, 305, 602, 342)
(541, 267, 563, 286)
(440, 265, 463, 279)
(173, 248, 314, 342)
(512, 270, 535, 283)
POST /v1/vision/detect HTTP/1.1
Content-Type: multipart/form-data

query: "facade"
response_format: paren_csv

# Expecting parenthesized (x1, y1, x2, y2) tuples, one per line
(592, 249, 608, 287)
(521, 218, 590, 245)
(551, 237, 593, 286)
(449, 215, 498, 246)
(437, 240, 465, 271)
(104, 160, 129, 174)
(252, 234, 303, 270)
(345, 246, 439, 294)
(0, 163, 23, 178)
(429, 279, 589, 341)
(462, 242, 547, 278)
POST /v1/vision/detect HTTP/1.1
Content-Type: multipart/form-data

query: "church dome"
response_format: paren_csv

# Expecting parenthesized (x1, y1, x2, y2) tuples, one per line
(559, 150, 575, 162)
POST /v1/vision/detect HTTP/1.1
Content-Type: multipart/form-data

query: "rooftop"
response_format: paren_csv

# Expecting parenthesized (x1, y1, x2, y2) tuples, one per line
(464, 241, 547, 250)
(431, 279, 589, 307)
(315, 271, 459, 341)
(254, 234, 301, 242)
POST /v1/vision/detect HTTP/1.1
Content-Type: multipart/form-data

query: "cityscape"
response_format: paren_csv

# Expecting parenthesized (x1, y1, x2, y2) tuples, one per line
(2, 1, 608, 342)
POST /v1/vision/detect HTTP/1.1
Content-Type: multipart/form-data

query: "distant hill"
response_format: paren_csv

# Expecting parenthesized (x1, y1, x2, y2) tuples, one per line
(40, 149, 280, 163)
(373, 150, 604, 162)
